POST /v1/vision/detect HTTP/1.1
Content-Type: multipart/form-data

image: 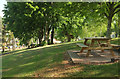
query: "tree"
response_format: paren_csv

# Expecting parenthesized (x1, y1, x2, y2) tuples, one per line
(0, 16, 2, 52)
(118, 11, 120, 37)
(3, 2, 113, 45)
(103, 2, 120, 38)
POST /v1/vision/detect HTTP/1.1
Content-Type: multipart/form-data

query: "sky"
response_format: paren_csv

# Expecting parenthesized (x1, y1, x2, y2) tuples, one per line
(0, 0, 7, 17)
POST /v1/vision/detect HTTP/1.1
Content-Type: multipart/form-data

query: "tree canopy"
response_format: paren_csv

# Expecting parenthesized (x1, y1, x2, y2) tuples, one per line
(2, 2, 120, 46)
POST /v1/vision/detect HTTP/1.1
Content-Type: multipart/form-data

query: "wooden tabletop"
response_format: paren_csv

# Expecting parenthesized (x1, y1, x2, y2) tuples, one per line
(84, 37, 111, 40)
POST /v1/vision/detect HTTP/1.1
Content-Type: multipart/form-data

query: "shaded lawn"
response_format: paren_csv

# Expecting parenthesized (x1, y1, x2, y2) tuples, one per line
(2, 39, 120, 77)
(111, 38, 120, 45)
(2, 41, 81, 77)
(69, 63, 119, 77)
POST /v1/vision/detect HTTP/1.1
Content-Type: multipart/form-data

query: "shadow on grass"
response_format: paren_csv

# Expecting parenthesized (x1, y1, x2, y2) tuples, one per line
(1, 48, 28, 56)
(2, 40, 120, 77)
(2, 41, 82, 77)
(68, 63, 119, 77)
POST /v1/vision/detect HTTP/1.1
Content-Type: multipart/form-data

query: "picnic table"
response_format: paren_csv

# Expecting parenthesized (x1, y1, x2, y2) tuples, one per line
(76, 37, 115, 57)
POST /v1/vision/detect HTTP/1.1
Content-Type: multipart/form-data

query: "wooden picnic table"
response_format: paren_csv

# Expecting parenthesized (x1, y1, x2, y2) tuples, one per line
(76, 37, 115, 57)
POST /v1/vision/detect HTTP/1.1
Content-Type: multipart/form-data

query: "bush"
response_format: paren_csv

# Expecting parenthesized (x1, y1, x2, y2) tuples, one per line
(41, 40, 46, 46)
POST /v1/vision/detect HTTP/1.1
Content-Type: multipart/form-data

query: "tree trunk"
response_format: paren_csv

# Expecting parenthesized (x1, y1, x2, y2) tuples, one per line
(38, 37, 42, 46)
(47, 27, 51, 45)
(27, 40, 31, 48)
(0, 25, 2, 53)
(2, 46, 5, 53)
(118, 12, 120, 37)
(12, 37, 16, 51)
(43, 26, 46, 42)
(44, 21, 49, 44)
(105, 3, 114, 38)
(47, 30, 50, 45)
(51, 26, 54, 44)
(106, 17, 112, 38)
(114, 24, 117, 37)
(38, 30, 43, 46)
(67, 35, 71, 42)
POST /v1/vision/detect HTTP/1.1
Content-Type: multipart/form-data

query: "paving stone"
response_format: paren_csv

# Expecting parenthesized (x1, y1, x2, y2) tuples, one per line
(67, 50, 120, 65)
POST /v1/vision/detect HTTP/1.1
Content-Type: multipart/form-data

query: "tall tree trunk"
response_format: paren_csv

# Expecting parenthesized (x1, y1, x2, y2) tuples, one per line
(0, 22, 2, 52)
(38, 36, 42, 46)
(12, 37, 16, 50)
(106, 17, 112, 38)
(2, 46, 4, 53)
(47, 27, 51, 45)
(27, 40, 31, 48)
(105, 3, 114, 38)
(38, 30, 43, 46)
(118, 12, 120, 37)
(67, 35, 71, 42)
(44, 21, 49, 44)
(51, 26, 54, 44)
(114, 24, 117, 37)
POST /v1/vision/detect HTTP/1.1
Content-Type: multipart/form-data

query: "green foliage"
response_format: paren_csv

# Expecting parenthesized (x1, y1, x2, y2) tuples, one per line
(41, 40, 46, 46)
(3, 2, 119, 44)
(100, 2, 120, 37)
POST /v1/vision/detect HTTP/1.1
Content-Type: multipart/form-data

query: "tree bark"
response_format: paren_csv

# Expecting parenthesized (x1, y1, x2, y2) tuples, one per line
(43, 21, 49, 44)
(38, 30, 43, 46)
(38, 36, 42, 46)
(2, 46, 5, 53)
(105, 2, 114, 38)
(67, 35, 71, 42)
(118, 12, 120, 37)
(51, 26, 54, 44)
(12, 37, 16, 51)
(47, 27, 51, 45)
(106, 17, 112, 38)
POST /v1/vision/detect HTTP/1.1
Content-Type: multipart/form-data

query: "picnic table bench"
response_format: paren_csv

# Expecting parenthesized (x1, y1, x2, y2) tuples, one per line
(111, 44, 120, 49)
(76, 43, 88, 47)
(76, 37, 117, 57)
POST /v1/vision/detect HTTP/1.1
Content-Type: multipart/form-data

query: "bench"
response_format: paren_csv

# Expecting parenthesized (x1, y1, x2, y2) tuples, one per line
(76, 43, 88, 47)
(100, 43, 120, 49)
(67, 50, 81, 63)
(111, 44, 120, 49)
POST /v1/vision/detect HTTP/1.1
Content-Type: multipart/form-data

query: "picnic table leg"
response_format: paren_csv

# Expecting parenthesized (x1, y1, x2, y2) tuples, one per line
(84, 39, 88, 45)
(86, 50, 91, 57)
(80, 47, 85, 53)
(106, 40, 115, 56)
(97, 40, 105, 53)
(86, 39, 94, 57)
(101, 50, 104, 53)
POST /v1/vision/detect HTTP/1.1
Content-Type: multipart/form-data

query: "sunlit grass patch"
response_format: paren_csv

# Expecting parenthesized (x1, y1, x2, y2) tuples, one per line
(2, 40, 119, 77)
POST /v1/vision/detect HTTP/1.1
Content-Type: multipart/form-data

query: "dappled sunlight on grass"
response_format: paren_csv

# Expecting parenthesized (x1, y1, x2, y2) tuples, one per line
(69, 63, 119, 77)
(2, 42, 81, 77)
(18, 62, 35, 67)
(33, 62, 84, 77)
(2, 40, 119, 77)
(2, 68, 13, 72)
(111, 37, 120, 45)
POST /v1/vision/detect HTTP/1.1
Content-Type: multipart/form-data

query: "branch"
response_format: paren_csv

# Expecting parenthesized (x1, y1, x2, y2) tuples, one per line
(111, 2, 114, 5)
(106, 2, 111, 10)
(113, 9, 120, 17)
(106, 7, 110, 13)
(106, 2, 110, 7)
(113, 4, 120, 12)
(104, 12, 108, 18)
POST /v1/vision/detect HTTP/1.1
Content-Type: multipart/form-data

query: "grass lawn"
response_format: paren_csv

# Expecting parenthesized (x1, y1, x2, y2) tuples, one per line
(2, 38, 120, 77)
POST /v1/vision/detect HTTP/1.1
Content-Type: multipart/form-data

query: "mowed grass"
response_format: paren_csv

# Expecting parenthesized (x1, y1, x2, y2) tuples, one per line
(2, 38, 120, 77)
(2, 41, 81, 77)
